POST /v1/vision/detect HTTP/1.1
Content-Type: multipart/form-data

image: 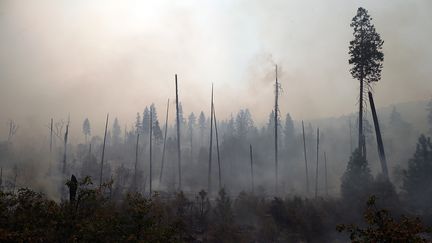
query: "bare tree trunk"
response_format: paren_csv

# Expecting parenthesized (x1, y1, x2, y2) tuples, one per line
(302, 121, 309, 195)
(274, 65, 279, 194)
(49, 118, 53, 174)
(368, 91, 389, 178)
(149, 106, 153, 196)
(175, 75, 182, 191)
(134, 134, 140, 190)
(324, 151, 328, 197)
(213, 106, 222, 191)
(99, 114, 109, 188)
(249, 144, 254, 194)
(315, 127, 319, 199)
(63, 124, 69, 176)
(349, 118, 353, 153)
(359, 77, 364, 155)
(208, 84, 214, 194)
(159, 99, 170, 185)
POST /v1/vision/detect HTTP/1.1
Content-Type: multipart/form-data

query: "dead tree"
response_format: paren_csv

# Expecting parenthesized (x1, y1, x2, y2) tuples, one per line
(99, 114, 109, 187)
(49, 118, 53, 174)
(348, 118, 353, 153)
(324, 151, 328, 197)
(149, 106, 153, 196)
(134, 134, 140, 190)
(213, 106, 222, 190)
(249, 144, 254, 194)
(208, 84, 214, 194)
(62, 124, 69, 176)
(175, 75, 182, 190)
(274, 65, 280, 194)
(315, 127, 319, 199)
(159, 99, 170, 185)
(302, 120, 309, 195)
(368, 91, 389, 178)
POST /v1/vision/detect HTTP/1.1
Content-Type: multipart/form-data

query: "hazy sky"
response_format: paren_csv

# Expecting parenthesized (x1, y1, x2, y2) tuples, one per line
(0, 0, 431, 138)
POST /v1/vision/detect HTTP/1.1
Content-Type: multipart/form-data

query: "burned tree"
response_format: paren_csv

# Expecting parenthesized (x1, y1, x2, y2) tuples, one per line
(274, 65, 281, 194)
(213, 105, 222, 190)
(62, 124, 69, 176)
(315, 127, 319, 199)
(349, 7, 384, 156)
(175, 74, 182, 190)
(99, 114, 109, 187)
(249, 144, 255, 194)
(368, 92, 388, 178)
(159, 99, 169, 185)
(208, 84, 214, 194)
(302, 120, 309, 195)
(133, 133, 139, 190)
(149, 106, 153, 195)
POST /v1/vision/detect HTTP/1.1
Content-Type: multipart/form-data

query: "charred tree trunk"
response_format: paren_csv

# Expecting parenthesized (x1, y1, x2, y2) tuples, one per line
(249, 144, 254, 194)
(175, 75, 182, 190)
(349, 118, 353, 153)
(302, 121, 309, 195)
(324, 151, 328, 197)
(359, 77, 364, 155)
(274, 65, 279, 194)
(62, 124, 69, 176)
(49, 118, 53, 174)
(134, 134, 139, 190)
(159, 99, 169, 185)
(315, 127, 319, 199)
(213, 106, 222, 190)
(368, 91, 389, 178)
(208, 84, 214, 194)
(99, 114, 109, 188)
(149, 106, 153, 196)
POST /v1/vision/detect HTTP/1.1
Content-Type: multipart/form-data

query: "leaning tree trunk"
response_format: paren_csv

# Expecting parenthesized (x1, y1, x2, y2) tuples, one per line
(159, 99, 169, 185)
(368, 91, 389, 178)
(99, 114, 109, 188)
(213, 106, 222, 191)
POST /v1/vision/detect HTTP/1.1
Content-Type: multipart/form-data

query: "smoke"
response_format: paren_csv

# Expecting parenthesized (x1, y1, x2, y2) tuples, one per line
(0, 0, 431, 138)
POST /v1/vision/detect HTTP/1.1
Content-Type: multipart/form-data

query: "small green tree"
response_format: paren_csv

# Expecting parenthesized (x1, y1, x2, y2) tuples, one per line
(341, 149, 373, 203)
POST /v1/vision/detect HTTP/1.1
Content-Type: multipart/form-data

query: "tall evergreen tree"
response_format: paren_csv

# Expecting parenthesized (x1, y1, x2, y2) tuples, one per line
(135, 112, 141, 134)
(427, 98, 432, 135)
(198, 111, 206, 144)
(349, 7, 384, 155)
(402, 135, 432, 213)
(112, 118, 121, 145)
(82, 118, 91, 144)
(284, 113, 295, 148)
(142, 107, 150, 136)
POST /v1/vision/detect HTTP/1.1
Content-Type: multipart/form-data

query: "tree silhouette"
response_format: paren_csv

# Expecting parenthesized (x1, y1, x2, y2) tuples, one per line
(349, 7, 384, 155)
(402, 135, 432, 213)
(82, 118, 91, 144)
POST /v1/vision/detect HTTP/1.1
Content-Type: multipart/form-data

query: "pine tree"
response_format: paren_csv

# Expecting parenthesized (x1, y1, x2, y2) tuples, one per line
(112, 118, 121, 145)
(82, 118, 91, 143)
(135, 112, 141, 134)
(349, 7, 384, 155)
(427, 98, 432, 135)
(341, 149, 373, 202)
(198, 111, 206, 144)
(402, 135, 432, 213)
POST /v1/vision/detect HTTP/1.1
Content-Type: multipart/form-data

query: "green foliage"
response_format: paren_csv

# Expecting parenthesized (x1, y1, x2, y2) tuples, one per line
(349, 7, 384, 83)
(337, 196, 431, 242)
(341, 149, 373, 203)
(403, 135, 432, 213)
